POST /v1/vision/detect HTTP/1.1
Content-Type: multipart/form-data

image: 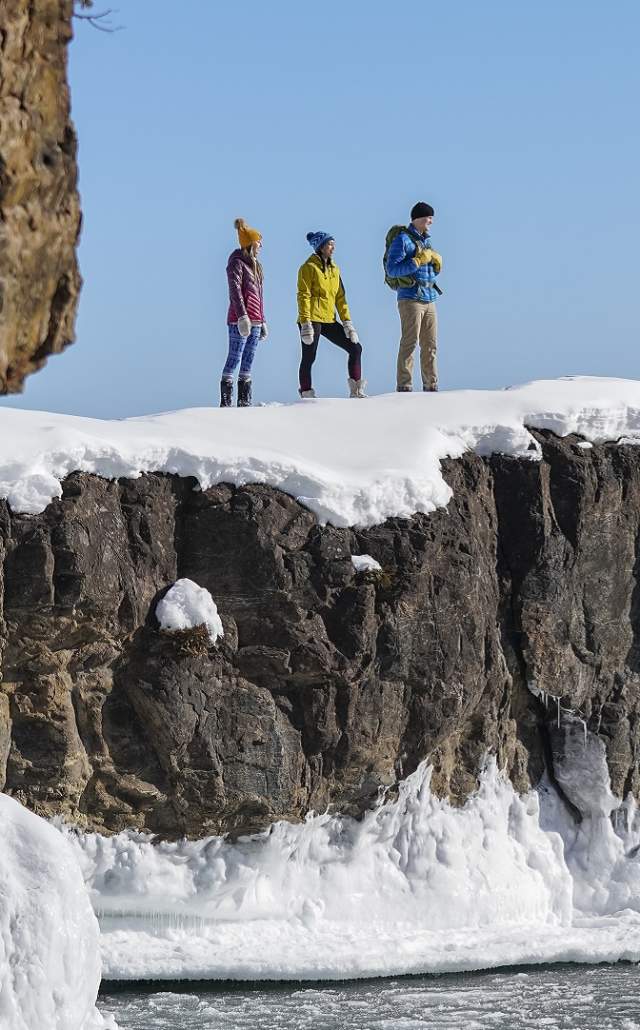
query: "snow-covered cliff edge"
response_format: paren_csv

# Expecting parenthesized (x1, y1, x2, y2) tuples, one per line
(2, 378, 640, 839)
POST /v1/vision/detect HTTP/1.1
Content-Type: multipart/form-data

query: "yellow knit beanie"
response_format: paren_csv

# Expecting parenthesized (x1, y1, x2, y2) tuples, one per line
(234, 218, 262, 248)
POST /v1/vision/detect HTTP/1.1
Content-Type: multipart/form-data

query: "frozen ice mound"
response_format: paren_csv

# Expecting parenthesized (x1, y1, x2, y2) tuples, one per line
(0, 793, 116, 1029)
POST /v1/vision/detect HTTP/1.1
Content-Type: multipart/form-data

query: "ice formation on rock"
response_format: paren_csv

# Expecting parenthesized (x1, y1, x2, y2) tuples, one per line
(0, 794, 116, 1029)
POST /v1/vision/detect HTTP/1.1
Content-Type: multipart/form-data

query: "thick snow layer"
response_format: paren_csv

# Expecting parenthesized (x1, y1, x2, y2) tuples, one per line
(156, 578, 223, 643)
(0, 794, 116, 1029)
(2, 377, 640, 527)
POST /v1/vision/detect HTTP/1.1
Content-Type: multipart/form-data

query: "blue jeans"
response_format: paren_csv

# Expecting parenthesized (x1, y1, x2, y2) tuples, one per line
(222, 324, 260, 380)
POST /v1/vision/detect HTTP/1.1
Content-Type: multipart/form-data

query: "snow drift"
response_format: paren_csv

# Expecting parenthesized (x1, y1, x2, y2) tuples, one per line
(0, 794, 115, 1029)
(2, 377, 640, 527)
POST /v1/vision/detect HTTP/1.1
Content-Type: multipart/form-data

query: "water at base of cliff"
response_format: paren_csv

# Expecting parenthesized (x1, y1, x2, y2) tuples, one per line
(98, 964, 640, 1029)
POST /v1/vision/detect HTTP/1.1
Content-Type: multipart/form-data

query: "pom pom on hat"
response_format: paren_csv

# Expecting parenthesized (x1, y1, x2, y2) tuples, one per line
(306, 230, 334, 252)
(235, 218, 262, 248)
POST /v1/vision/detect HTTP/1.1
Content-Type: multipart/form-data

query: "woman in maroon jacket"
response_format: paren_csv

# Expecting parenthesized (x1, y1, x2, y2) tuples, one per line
(221, 218, 267, 407)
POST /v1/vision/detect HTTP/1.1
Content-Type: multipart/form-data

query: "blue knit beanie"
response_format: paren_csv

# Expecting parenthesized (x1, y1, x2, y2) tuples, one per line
(306, 231, 334, 252)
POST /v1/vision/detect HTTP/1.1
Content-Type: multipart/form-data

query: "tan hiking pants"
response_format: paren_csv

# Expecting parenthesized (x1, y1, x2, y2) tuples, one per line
(396, 298, 438, 391)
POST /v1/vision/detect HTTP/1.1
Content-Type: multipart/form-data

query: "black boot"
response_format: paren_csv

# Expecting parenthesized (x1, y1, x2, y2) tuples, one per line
(237, 377, 252, 407)
(220, 378, 233, 407)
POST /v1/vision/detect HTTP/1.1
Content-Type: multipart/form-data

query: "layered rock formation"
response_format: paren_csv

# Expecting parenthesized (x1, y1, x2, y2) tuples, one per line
(0, 0, 81, 394)
(1, 433, 639, 837)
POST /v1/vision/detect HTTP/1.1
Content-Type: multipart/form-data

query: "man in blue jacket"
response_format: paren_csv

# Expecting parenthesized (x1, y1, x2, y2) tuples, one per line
(385, 202, 442, 392)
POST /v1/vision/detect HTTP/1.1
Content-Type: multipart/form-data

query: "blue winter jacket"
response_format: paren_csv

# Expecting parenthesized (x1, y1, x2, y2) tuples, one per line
(385, 226, 439, 302)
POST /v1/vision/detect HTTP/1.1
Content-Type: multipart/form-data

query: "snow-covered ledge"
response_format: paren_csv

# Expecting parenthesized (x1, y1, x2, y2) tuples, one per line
(1, 378, 639, 528)
(351, 554, 383, 573)
(156, 579, 224, 643)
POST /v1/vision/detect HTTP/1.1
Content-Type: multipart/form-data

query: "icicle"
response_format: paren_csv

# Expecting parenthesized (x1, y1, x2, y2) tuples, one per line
(557, 695, 561, 728)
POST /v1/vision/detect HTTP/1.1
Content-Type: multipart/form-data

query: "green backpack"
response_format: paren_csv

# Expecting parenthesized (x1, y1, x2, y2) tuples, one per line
(383, 225, 422, 290)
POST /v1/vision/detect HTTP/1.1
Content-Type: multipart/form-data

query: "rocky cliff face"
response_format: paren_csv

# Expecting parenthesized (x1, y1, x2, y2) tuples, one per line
(1, 433, 639, 837)
(0, 0, 81, 394)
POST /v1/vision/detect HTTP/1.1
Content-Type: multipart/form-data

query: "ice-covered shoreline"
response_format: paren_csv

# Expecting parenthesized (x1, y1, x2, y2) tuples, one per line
(59, 741, 640, 983)
(2, 376, 640, 527)
(95, 916, 640, 983)
(5, 728, 640, 993)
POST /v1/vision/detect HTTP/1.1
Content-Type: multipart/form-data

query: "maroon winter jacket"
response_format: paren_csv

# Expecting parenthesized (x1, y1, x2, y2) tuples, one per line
(226, 249, 265, 324)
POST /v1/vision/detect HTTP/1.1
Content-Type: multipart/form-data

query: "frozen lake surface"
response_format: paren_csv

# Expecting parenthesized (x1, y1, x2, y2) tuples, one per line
(99, 963, 640, 1029)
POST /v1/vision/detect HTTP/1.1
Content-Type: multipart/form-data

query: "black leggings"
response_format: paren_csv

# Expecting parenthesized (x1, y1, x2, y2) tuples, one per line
(299, 322, 362, 392)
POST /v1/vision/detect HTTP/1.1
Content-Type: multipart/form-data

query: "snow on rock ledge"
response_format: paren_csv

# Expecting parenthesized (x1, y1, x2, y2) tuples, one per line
(1, 377, 640, 527)
(351, 554, 382, 573)
(0, 794, 116, 1030)
(156, 578, 223, 643)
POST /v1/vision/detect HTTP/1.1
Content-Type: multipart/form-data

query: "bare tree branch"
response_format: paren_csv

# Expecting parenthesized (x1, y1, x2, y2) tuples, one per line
(72, 4, 124, 32)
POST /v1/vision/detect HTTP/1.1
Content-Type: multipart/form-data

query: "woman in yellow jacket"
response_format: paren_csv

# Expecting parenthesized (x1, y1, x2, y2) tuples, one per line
(297, 231, 366, 398)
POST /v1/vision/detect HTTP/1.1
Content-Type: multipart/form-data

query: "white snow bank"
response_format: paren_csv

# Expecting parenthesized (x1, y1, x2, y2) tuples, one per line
(63, 760, 577, 981)
(0, 794, 116, 1029)
(2, 377, 640, 527)
(351, 554, 382, 573)
(155, 578, 223, 643)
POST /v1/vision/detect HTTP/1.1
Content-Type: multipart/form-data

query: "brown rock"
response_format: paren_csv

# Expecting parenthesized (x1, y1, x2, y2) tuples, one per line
(1, 437, 640, 836)
(0, 0, 81, 393)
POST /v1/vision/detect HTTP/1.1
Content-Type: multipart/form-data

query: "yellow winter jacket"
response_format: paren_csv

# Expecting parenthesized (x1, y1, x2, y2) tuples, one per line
(297, 254, 351, 324)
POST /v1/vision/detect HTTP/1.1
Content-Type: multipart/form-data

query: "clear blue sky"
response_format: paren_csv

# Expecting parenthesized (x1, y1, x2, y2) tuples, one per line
(4, 0, 640, 417)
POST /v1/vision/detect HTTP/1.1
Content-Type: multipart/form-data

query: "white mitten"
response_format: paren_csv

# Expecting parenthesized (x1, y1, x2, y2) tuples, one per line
(300, 321, 314, 346)
(343, 320, 359, 344)
(237, 314, 251, 338)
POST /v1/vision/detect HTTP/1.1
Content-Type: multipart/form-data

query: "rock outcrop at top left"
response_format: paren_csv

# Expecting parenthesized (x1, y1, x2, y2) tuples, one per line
(0, 0, 82, 394)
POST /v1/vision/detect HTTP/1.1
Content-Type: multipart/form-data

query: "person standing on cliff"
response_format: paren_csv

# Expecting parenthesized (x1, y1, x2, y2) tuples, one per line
(297, 232, 366, 398)
(384, 202, 442, 392)
(220, 218, 268, 407)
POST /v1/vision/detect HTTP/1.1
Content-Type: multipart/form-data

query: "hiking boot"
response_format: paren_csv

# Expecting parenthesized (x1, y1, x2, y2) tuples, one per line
(396, 386, 412, 393)
(422, 385, 438, 392)
(220, 378, 233, 407)
(348, 377, 367, 398)
(237, 378, 252, 407)
(300, 388, 316, 398)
